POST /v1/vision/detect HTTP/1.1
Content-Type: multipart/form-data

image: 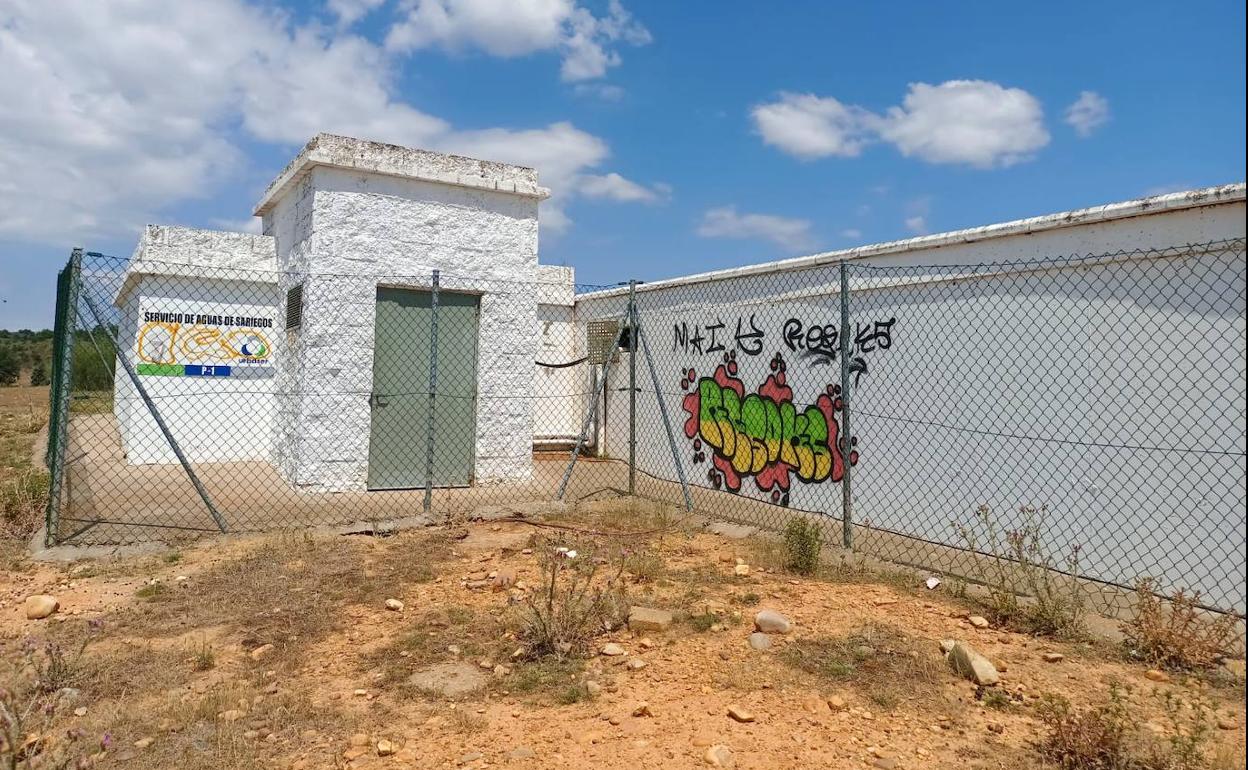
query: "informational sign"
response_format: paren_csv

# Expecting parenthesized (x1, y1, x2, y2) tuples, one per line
(135, 299, 276, 378)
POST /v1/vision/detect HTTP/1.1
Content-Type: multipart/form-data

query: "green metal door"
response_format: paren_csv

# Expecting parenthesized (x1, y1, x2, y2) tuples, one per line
(367, 287, 480, 490)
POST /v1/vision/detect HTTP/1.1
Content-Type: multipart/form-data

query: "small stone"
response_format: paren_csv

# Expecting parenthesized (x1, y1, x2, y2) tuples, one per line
(628, 606, 674, 632)
(1042, 652, 1065, 663)
(1144, 669, 1170, 682)
(968, 615, 990, 628)
(747, 632, 772, 651)
(384, 599, 404, 612)
(948, 642, 1000, 686)
(492, 568, 517, 591)
(377, 739, 395, 756)
(733, 564, 750, 576)
(704, 744, 734, 768)
(134, 737, 154, 749)
(24, 595, 59, 620)
(458, 752, 483, 765)
(939, 639, 956, 654)
(632, 702, 652, 717)
(872, 597, 898, 607)
(600, 643, 626, 657)
(873, 758, 897, 770)
(753, 609, 792, 634)
(220, 710, 245, 722)
(726, 705, 755, 723)
(826, 695, 847, 712)
(249, 644, 274, 661)
(1217, 717, 1238, 730)
(584, 680, 603, 696)
(508, 747, 536, 760)
(73, 707, 87, 717)
(493, 664, 509, 676)
(608, 716, 621, 726)
(626, 658, 647, 670)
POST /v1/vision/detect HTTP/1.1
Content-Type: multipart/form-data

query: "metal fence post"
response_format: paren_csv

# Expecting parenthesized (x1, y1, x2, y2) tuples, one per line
(42, 249, 81, 546)
(838, 261, 854, 550)
(628, 279, 637, 497)
(424, 269, 440, 514)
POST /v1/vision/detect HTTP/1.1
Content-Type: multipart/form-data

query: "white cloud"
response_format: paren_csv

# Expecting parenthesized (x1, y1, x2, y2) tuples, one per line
(880, 81, 1049, 168)
(0, 0, 640, 244)
(577, 172, 666, 203)
(327, 0, 386, 27)
(1064, 90, 1110, 137)
(903, 216, 927, 234)
(839, 228, 862, 240)
(752, 80, 1050, 169)
(211, 216, 264, 234)
(696, 206, 815, 251)
(385, 0, 649, 81)
(751, 93, 877, 160)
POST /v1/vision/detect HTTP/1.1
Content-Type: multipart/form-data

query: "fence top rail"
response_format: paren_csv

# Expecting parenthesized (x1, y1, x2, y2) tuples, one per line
(576, 184, 1246, 300)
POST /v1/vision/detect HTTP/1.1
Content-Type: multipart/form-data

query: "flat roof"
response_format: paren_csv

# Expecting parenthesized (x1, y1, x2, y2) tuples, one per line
(578, 182, 1246, 299)
(253, 133, 550, 216)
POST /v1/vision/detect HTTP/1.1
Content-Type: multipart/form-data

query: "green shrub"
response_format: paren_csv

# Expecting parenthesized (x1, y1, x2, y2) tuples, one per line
(783, 517, 822, 575)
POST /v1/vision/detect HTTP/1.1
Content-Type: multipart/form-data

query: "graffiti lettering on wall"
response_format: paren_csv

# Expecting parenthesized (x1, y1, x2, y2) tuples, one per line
(680, 351, 858, 506)
(674, 314, 895, 384)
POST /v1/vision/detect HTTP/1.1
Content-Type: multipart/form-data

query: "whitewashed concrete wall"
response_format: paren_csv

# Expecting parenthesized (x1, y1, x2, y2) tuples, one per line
(261, 157, 547, 490)
(113, 226, 280, 464)
(534, 265, 581, 443)
(575, 188, 1247, 610)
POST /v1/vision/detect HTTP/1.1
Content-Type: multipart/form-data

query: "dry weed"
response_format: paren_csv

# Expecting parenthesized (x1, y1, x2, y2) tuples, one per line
(1123, 578, 1237, 671)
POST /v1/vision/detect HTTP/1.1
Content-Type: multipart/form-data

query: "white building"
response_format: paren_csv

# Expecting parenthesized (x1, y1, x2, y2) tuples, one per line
(109, 133, 1244, 610)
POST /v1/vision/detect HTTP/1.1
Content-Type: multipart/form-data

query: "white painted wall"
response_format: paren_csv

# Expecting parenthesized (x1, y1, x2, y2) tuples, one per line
(257, 135, 552, 490)
(575, 189, 1247, 611)
(113, 226, 280, 465)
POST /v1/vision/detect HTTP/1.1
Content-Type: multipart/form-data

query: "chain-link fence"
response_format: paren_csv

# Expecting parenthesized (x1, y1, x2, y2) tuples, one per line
(42, 240, 1246, 622)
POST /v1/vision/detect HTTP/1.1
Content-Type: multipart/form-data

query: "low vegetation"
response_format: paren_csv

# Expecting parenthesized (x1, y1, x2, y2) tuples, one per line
(515, 536, 629, 659)
(781, 516, 822, 575)
(1035, 685, 1217, 770)
(954, 504, 1086, 638)
(1122, 578, 1237, 671)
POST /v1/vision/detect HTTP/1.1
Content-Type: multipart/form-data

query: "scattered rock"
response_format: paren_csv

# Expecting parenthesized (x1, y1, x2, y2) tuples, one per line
(968, 615, 990, 629)
(1217, 717, 1238, 731)
(871, 597, 898, 607)
(219, 710, 245, 723)
(632, 702, 652, 717)
(384, 599, 404, 612)
(726, 705, 755, 723)
(947, 642, 1000, 686)
(600, 643, 627, 657)
(826, 695, 847, 712)
(508, 746, 536, 760)
(872, 759, 897, 770)
(249, 644, 274, 661)
(584, 680, 603, 696)
(457, 752, 483, 765)
(73, 707, 87, 717)
(753, 609, 791, 634)
(1042, 652, 1065, 663)
(939, 639, 957, 654)
(626, 658, 647, 671)
(492, 569, 517, 591)
(704, 744, 734, 768)
(747, 632, 772, 651)
(24, 595, 59, 620)
(376, 739, 395, 756)
(407, 662, 489, 698)
(1144, 669, 1170, 683)
(133, 737, 154, 749)
(628, 606, 674, 633)
(733, 564, 750, 577)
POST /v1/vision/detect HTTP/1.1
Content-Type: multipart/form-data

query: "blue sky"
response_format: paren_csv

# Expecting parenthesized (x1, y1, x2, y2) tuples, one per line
(2, 0, 1244, 328)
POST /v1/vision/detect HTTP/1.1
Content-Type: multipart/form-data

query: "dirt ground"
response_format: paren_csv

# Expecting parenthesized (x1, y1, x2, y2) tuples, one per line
(2, 505, 1245, 770)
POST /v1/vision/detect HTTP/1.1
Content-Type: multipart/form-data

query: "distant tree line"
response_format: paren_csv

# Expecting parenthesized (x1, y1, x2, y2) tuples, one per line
(0, 327, 116, 390)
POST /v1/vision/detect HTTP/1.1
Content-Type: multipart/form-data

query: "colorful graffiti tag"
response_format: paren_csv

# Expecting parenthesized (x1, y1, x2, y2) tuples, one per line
(680, 351, 857, 505)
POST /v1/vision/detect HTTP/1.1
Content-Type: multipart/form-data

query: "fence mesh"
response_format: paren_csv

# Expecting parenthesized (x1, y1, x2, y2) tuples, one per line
(43, 239, 1246, 621)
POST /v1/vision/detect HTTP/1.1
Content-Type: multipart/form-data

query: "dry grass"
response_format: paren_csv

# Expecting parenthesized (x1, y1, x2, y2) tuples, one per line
(1, 386, 49, 551)
(1035, 685, 1218, 770)
(777, 623, 945, 711)
(1122, 579, 1238, 671)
